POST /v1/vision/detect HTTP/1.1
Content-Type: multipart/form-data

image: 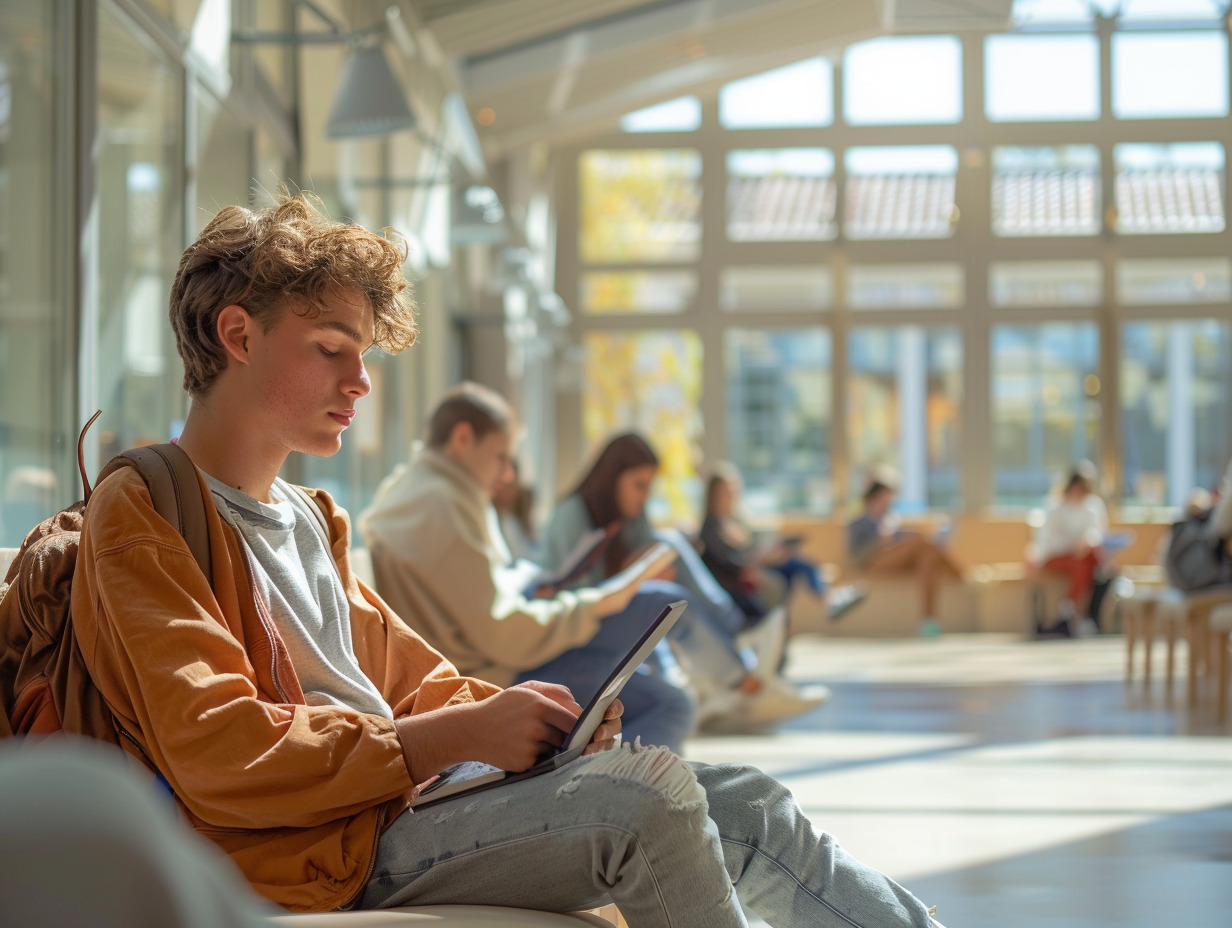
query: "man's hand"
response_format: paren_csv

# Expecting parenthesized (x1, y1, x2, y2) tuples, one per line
(582, 697, 623, 756)
(396, 680, 582, 782)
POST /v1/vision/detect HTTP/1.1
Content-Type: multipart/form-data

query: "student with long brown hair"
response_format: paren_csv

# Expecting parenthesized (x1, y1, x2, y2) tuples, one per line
(544, 433, 827, 731)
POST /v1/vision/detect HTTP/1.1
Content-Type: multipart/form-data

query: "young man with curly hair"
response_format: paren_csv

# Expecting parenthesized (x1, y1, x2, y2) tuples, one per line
(66, 193, 947, 927)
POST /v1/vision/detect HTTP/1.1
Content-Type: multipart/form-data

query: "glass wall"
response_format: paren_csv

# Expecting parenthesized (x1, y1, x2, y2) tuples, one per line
(0, 0, 67, 546)
(95, 1, 187, 465)
(563, 7, 1232, 521)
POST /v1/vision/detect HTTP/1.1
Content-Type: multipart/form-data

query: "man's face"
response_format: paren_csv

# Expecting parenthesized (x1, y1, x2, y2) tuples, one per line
(454, 426, 517, 500)
(243, 289, 373, 460)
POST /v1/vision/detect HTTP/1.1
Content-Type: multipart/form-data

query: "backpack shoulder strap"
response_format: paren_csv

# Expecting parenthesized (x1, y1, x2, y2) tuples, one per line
(97, 444, 211, 582)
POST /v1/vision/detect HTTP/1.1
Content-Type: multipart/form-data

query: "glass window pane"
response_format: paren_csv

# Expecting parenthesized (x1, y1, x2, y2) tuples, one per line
(582, 331, 703, 522)
(985, 34, 1099, 122)
(847, 327, 963, 512)
(991, 323, 1100, 507)
(845, 146, 958, 240)
(1117, 258, 1232, 305)
(1114, 142, 1225, 235)
(580, 270, 696, 314)
(719, 58, 833, 129)
(195, 88, 252, 229)
(726, 149, 836, 242)
(719, 266, 833, 312)
(989, 260, 1103, 308)
(848, 263, 965, 310)
(725, 329, 832, 514)
(844, 36, 962, 126)
(0, 0, 66, 546)
(1121, 320, 1232, 509)
(992, 145, 1100, 237)
(1113, 32, 1229, 119)
(620, 96, 701, 133)
(579, 150, 701, 263)
(95, 4, 187, 472)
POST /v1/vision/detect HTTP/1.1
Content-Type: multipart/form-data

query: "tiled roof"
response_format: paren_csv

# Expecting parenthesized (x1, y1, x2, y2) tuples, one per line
(727, 174, 837, 241)
(845, 175, 956, 239)
(1116, 168, 1224, 234)
(992, 169, 1100, 236)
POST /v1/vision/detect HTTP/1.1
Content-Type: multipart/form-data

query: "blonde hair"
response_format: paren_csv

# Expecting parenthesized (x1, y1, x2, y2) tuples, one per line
(170, 192, 417, 396)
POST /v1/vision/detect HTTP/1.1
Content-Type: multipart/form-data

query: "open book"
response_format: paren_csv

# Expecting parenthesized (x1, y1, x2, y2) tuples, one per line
(524, 523, 620, 596)
(411, 598, 688, 808)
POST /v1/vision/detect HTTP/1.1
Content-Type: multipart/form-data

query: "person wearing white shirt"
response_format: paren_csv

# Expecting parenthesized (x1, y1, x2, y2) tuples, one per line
(1032, 462, 1109, 635)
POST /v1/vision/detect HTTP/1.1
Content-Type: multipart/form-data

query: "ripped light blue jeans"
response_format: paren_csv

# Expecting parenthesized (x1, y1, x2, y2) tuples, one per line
(359, 742, 937, 928)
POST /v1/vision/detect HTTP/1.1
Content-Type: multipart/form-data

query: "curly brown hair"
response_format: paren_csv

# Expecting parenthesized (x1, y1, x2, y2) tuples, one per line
(170, 192, 417, 396)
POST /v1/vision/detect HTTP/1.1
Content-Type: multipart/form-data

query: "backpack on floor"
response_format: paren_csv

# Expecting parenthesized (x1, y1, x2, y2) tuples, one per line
(0, 412, 211, 741)
(1163, 511, 1228, 592)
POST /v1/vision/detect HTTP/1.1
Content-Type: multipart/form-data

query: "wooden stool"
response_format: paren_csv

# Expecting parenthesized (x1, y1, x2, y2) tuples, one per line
(1122, 584, 1184, 693)
(1208, 604, 1232, 724)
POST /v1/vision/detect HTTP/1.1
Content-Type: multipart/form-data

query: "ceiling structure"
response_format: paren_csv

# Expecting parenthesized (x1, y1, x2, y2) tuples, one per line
(399, 0, 1016, 157)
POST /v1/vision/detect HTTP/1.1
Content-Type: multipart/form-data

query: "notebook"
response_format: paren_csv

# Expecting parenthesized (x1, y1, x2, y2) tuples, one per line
(411, 599, 689, 808)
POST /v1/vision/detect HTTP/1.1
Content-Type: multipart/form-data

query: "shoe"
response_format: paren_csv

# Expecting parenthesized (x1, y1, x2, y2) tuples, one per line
(826, 582, 869, 622)
(701, 678, 829, 733)
(919, 617, 942, 638)
(737, 605, 789, 675)
(1076, 617, 1099, 637)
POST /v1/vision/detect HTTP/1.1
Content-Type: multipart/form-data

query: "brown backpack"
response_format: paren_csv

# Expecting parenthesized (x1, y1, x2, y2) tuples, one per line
(0, 412, 210, 741)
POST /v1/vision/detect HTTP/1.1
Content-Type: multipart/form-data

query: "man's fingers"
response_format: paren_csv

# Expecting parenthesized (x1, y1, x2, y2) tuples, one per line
(604, 697, 623, 721)
(515, 680, 581, 713)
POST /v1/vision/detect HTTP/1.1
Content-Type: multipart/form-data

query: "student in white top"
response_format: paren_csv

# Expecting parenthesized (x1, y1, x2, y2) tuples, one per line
(1032, 461, 1110, 635)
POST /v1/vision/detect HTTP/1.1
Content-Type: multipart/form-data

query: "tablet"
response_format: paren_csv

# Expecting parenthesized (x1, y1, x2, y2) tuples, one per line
(412, 599, 689, 807)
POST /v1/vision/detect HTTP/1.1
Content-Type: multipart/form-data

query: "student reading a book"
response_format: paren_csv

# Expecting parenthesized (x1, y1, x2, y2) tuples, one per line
(699, 461, 868, 626)
(359, 382, 698, 751)
(544, 433, 828, 732)
(846, 478, 964, 638)
(68, 194, 947, 926)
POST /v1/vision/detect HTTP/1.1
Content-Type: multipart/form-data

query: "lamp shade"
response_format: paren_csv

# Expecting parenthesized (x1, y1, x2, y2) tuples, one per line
(326, 44, 416, 138)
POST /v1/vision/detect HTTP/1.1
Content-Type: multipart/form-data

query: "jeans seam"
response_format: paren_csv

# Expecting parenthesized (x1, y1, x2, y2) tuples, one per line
(720, 836, 862, 928)
(379, 822, 674, 922)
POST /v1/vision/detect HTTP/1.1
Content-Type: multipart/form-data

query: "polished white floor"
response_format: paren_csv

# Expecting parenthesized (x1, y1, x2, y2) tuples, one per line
(683, 634, 1232, 928)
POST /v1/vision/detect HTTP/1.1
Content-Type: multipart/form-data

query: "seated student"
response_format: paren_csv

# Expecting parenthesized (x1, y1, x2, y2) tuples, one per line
(699, 461, 868, 625)
(68, 193, 945, 927)
(493, 456, 540, 562)
(359, 383, 696, 752)
(544, 433, 827, 731)
(846, 479, 963, 638)
(1031, 462, 1120, 636)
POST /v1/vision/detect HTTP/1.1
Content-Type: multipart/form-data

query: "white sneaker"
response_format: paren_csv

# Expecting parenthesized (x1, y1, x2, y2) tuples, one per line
(736, 605, 789, 675)
(1077, 617, 1099, 637)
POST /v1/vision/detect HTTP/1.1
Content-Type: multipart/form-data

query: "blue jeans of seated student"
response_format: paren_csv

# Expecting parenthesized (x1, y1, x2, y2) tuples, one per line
(770, 556, 827, 597)
(360, 744, 938, 928)
(514, 589, 699, 752)
(637, 580, 751, 690)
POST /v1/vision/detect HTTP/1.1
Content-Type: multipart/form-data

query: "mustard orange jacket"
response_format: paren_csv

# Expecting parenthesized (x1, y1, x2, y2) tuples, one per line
(70, 466, 501, 912)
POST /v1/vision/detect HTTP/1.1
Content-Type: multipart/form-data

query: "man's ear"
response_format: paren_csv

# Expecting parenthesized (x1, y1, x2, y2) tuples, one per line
(447, 420, 476, 454)
(216, 304, 253, 367)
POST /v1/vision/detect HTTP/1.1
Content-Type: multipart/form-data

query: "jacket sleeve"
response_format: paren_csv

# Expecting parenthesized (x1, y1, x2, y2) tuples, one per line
(314, 489, 506, 712)
(73, 472, 443, 831)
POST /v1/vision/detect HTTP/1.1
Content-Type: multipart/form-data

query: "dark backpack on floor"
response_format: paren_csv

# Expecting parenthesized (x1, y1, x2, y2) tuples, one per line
(0, 412, 210, 741)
